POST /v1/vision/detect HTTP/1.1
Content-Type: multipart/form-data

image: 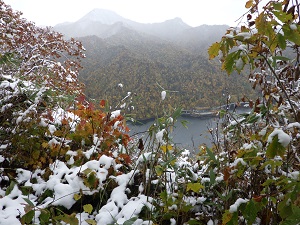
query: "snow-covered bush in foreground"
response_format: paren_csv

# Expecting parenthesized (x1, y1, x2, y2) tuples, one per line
(207, 0, 300, 224)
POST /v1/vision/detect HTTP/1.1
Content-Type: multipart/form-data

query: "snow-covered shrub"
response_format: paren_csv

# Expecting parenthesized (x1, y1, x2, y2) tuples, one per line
(208, 0, 300, 224)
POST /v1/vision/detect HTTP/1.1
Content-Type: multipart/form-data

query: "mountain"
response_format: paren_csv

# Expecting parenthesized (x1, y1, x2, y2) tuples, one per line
(77, 8, 129, 24)
(53, 8, 192, 40)
(53, 9, 256, 119)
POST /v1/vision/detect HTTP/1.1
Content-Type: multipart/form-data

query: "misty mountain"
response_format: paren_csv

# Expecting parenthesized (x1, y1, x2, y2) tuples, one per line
(53, 9, 254, 119)
(54, 8, 195, 42)
(54, 8, 229, 55)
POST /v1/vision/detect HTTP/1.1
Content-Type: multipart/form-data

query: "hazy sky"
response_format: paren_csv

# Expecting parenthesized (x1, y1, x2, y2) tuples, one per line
(4, 0, 248, 27)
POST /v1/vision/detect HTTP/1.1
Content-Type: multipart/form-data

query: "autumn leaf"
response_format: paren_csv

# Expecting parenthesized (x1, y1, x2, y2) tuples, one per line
(155, 165, 164, 176)
(186, 182, 204, 192)
(222, 210, 232, 225)
(73, 193, 82, 201)
(160, 144, 173, 153)
(245, 0, 253, 9)
(83, 204, 93, 214)
(100, 99, 106, 108)
(208, 42, 220, 59)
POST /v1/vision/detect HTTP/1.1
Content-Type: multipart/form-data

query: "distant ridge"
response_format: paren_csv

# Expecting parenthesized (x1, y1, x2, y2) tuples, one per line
(53, 8, 193, 40)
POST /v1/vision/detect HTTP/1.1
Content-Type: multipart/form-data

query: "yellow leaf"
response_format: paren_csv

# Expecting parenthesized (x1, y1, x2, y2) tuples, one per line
(222, 210, 232, 224)
(208, 42, 221, 59)
(73, 193, 81, 201)
(42, 142, 48, 148)
(155, 165, 164, 176)
(160, 145, 173, 153)
(245, 0, 253, 9)
(83, 204, 93, 214)
(186, 182, 204, 192)
(32, 150, 40, 160)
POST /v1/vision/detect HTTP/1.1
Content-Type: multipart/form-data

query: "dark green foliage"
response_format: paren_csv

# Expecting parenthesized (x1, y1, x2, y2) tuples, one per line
(78, 35, 256, 119)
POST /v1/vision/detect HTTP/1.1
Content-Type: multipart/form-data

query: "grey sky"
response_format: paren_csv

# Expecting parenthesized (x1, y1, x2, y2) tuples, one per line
(4, 0, 249, 27)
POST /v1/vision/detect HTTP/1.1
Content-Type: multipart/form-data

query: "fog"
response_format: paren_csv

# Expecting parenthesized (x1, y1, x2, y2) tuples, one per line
(5, 0, 248, 27)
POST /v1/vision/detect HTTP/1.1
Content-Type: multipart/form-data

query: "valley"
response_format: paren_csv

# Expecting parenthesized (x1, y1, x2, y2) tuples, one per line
(54, 9, 256, 119)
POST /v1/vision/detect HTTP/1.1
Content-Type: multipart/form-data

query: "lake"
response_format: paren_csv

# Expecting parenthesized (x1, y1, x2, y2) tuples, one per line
(128, 107, 250, 152)
(128, 115, 219, 152)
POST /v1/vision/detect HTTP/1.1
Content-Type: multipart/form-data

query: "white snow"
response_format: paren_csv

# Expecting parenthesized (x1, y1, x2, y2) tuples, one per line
(229, 198, 249, 213)
(287, 122, 300, 129)
(236, 32, 251, 39)
(156, 129, 166, 144)
(111, 110, 121, 119)
(290, 23, 297, 30)
(161, 90, 166, 101)
(170, 218, 176, 225)
(231, 158, 247, 167)
(267, 128, 291, 147)
(207, 219, 214, 225)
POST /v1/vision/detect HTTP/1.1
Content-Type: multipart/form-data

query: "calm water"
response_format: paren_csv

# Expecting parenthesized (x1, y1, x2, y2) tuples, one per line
(128, 116, 219, 151)
(128, 108, 250, 151)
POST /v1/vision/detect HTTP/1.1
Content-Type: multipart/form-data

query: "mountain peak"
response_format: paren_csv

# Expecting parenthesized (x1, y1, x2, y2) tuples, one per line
(78, 8, 126, 25)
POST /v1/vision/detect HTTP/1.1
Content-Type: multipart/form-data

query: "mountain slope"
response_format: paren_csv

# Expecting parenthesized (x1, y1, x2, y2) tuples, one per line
(78, 35, 255, 119)
(54, 9, 255, 119)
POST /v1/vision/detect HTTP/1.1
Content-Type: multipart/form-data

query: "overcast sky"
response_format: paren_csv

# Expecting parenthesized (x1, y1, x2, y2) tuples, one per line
(4, 0, 248, 27)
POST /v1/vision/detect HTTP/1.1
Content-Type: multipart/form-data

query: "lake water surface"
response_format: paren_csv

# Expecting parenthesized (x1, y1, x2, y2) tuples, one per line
(128, 116, 219, 151)
(128, 108, 250, 151)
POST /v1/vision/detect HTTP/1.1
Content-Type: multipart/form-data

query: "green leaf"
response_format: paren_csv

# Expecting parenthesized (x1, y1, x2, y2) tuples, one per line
(180, 119, 189, 129)
(272, 55, 290, 62)
(206, 147, 218, 164)
(208, 42, 221, 59)
(210, 169, 216, 185)
(82, 168, 93, 175)
(277, 33, 287, 50)
(186, 182, 204, 192)
(266, 135, 286, 158)
(83, 204, 93, 214)
(5, 181, 16, 196)
(188, 219, 202, 225)
(23, 198, 35, 207)
(243, 200, 258, 224)
(39, 209, 50, 225)
(283, 24, 300, 45)
(280, 206, 300, 225)
(123, 217, 138, 225)
(55, 213, 79, 225)
(223, 51, 240, 74)
(155, 165, 164, 176)
(219, 109, 226, 118)
(273, 10, 293, 23)
(21, 210, 34, 224)
(172, 107, 182, 119)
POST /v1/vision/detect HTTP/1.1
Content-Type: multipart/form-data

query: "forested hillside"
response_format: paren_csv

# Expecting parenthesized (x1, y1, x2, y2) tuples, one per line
(54, 10, 256, 119)
(79, 34, 255, 119)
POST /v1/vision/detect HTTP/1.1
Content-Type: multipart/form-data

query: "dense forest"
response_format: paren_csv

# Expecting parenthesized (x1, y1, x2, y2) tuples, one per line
(0, 0, 300, 224)
(54, 12, 256, 119)
(79, 34, 256, 119)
